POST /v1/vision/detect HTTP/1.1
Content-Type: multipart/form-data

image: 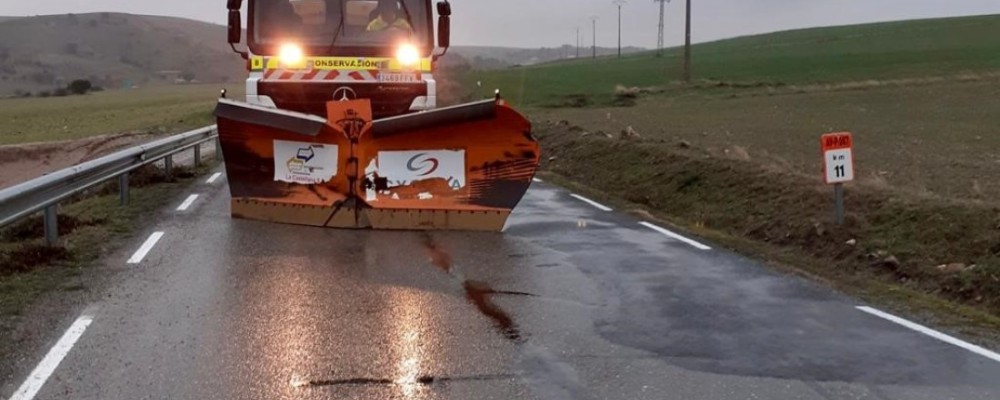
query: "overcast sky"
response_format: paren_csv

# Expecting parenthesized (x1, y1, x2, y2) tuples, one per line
(2, 1, 999, 48)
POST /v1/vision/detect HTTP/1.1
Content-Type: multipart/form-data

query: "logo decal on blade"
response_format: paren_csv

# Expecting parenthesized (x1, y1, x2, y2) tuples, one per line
(407, 153, 440, 176)
(296, 147, 315, 163)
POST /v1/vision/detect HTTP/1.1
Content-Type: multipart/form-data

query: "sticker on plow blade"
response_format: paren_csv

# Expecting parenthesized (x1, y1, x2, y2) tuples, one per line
(377, 150, 466, 196)
(273, 140, 338, 184)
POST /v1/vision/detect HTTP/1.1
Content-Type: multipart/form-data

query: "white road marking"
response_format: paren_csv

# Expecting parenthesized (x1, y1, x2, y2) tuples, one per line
(10, 312, 95, 400)
(176, 194, 200, 211)
(532, 178, 543, 183)
(639, 222, 712, 251)
(127, 232, 165, 264)
(570, 194, 613, 211)
(856, 306, 1000, 363)
(206, 172, 223, 184)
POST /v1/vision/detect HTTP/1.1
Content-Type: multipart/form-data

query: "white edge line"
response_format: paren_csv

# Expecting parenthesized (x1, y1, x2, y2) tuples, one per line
(532, 178, 543, 183)
(639, 222, 712, 251)
(206, 172, 223, 184)
(569, 194, 613, 212)
(127, 232, 165, 264)
(856, 306, 1000, 363)
(10, 313, 95, 400)
(176, 194, 200, 211)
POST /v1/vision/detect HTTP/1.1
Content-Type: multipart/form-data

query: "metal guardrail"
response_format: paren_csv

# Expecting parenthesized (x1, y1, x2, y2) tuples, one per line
(0, 125, 220, 245)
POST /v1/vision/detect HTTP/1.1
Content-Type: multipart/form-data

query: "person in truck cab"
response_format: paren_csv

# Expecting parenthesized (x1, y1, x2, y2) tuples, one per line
(366, 0, 413, 32)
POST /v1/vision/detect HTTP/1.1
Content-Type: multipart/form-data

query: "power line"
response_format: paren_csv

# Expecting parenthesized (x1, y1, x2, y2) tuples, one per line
(590, 16, 598, 59)
(613, 0, 627, 58)
(684, 0, 691, 82)
(654, 0, 670, 57)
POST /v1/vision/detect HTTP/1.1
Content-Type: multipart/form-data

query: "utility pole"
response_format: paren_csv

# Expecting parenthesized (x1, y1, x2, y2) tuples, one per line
(684, 0, 692, 82)
(613, 0, 627, 58)
(654, 0, 669, 57)
(591, 16, 598, 59)
(576, 27, 580, 58)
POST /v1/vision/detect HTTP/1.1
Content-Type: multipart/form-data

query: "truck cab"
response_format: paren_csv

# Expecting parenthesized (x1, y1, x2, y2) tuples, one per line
(227, 0, 450, 119)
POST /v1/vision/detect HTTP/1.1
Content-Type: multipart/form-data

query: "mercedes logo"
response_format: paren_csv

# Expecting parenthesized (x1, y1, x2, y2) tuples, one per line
(332, 87, 357, 101)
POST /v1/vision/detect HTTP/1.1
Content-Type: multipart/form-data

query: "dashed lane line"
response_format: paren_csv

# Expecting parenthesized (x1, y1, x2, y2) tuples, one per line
(639, 222, 712, 251)
(206, 172, 223, 184)
(10, 311, 96, 400)
(570, 194, 613, 212)
(127, 232, 165, 264)
(176, 194, 200, 211)
(856, 306, 1000, 363)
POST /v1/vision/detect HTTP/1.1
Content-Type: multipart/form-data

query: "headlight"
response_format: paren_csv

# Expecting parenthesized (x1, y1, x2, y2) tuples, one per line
(279, 43, 304, 65)
(396, 43, 420, 67)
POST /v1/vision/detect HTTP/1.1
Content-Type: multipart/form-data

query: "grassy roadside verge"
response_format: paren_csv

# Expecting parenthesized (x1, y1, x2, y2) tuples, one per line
(536, 123, 1000, 344)
(0, 164, 215, 355)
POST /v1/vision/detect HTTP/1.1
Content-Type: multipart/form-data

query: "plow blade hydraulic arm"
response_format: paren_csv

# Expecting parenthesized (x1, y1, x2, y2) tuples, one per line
(214, 98, 540, 231)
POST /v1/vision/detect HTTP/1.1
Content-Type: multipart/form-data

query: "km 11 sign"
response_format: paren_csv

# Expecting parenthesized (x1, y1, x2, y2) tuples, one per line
(821, 132, 854, 225)
(822, 132, 854, 184)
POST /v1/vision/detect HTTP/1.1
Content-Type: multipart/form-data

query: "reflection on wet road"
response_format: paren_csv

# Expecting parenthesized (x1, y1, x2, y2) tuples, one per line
(6, 173, 1000, 400)
(422, 233, 526, 343)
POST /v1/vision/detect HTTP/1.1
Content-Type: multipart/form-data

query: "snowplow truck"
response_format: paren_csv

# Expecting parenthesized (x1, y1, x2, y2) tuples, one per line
(216, 0, 540, 231)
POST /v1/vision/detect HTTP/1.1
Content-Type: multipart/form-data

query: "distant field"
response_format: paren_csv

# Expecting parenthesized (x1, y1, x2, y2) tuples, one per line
(470, 14, 1000, 107)
(0, 84, 242, 145)
(536, 77, 1000, 201)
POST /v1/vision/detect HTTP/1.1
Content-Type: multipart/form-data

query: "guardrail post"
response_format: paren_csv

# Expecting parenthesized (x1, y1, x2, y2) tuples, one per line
(194, 143, 202, 168)
(215, 137, 223, 162)
(44, 205, 58, 245)
(164, 155, 173, 177)
(119, 173, 130, 206)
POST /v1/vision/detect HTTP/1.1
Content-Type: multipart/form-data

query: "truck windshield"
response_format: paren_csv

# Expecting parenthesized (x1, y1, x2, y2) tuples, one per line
(253, 0, 429, 52)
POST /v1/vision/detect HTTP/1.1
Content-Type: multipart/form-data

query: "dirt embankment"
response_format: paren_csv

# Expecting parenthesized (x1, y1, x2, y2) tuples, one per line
(537, 120, 1000, 319)
(0, 132, 157, 189)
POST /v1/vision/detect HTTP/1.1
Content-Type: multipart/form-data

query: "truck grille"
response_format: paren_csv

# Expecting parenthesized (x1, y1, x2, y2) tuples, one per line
(258, 82, 428, 119)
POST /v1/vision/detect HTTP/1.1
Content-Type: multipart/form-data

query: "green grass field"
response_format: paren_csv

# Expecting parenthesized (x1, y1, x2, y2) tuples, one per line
(0, 84, 243, 145)
(470, 14, 1000, 107)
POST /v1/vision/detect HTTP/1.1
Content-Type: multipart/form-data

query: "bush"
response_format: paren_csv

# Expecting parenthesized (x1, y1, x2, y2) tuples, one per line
(90, 86, 104, 92)
(37, 90, 51, 98)
(53, 88, 69, 97)
(67, 79, 92, 95)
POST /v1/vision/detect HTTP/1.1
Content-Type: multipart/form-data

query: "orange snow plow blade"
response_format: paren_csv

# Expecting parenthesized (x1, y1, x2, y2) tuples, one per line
(214, 99, 540, 231)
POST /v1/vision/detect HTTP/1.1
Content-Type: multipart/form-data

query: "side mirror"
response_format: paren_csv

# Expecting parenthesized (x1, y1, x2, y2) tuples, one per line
(436, 1, 451, 49)
(436, 1, 451, 16)
(437, 17, 450, 48)
(228, 10, 242, 44)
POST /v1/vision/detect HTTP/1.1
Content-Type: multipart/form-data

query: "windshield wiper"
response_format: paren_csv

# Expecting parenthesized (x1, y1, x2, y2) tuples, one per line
(398, 0, 414, 40)
(324, 1, 347, 56)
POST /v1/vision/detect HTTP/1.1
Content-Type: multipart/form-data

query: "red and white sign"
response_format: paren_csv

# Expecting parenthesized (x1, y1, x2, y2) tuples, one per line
(821, 132, 854, 184)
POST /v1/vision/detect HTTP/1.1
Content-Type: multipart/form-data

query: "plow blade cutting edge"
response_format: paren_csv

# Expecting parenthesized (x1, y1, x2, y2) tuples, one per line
(214, 98, 540, 231)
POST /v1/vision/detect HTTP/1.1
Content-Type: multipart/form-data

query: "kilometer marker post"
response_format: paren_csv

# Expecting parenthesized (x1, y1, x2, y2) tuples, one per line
(821, 132, 855, 225)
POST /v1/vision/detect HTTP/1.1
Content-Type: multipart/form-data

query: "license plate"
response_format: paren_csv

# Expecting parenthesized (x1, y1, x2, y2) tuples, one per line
(379, 73, 419, 83)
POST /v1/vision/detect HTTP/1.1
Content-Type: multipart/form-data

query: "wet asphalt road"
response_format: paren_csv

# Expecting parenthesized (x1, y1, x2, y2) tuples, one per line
(7, 170, 1000, 400)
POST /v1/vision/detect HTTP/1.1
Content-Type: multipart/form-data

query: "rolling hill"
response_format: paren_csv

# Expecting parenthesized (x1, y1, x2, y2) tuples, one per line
(0, 13, 245, 95)
(0, 12, 645, 96)
(470, 14, 1000, 107)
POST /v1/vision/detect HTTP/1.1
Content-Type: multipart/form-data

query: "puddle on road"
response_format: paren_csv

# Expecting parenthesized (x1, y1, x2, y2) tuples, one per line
(421, 233, 528, 343)
(464, 280, 523, 342)
(422, 234, 453, 274)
